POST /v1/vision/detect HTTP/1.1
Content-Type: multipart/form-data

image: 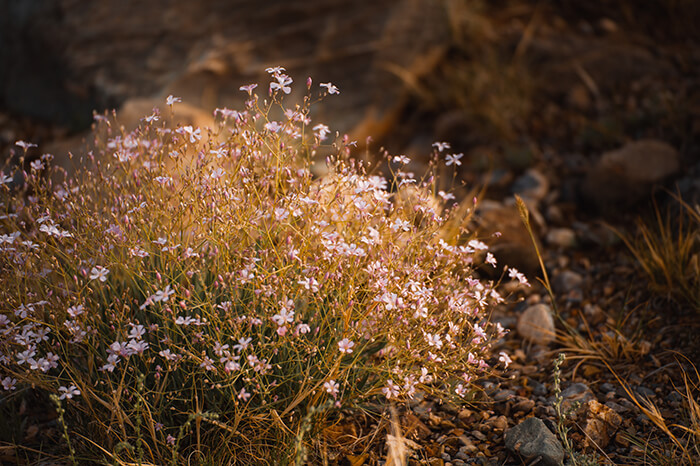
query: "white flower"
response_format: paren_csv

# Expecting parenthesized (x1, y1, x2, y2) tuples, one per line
(166, 95, 181, 106)
(58, 384, 81, 400)
(498, 351, 512, 369)
(320, 82, 340, 94)
(89, 266, 109, 282)
(445, 153, 463, 166)
(338, 338, 355, 354)
(432, 141, 450, 152)
(67, 304, 84, 318)
(324, 380, 339, 397)
(101, 353, 120, 372)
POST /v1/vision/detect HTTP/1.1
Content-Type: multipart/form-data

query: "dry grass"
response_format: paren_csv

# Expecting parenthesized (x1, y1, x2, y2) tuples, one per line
(615, 194, 700, 313)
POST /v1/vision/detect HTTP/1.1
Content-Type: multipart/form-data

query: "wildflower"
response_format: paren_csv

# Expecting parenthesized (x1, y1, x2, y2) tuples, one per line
(89, 266, 109, 282)
(423, 332, 443, 349)
(129, 246, 149, 258)
(159, 349, 178, 362)
(127, 339, 149, 354)
(178, 125, 201, 144)
(200, 356, 215, 371)
(324, 380, 339, 397)
(313, 123, 331, 140)
(166, 95, 181, 106)
(237, 387, 251, 401)
(507, 267, 529, 286)
(1, 175, 13, 184)
(445, 153, 463, 166)
(320, 82, 340, 94)
(239, 83, 258, 94)
(128, 324, 146, 340)
(432, 141, 450, 152)
(265, 121, 283, 133)
(233, 337, 252, 352)
(15, 140, 37, 151)
(272, 308, 295, 326)
(30, 159, 44, 171)
(295, 323, 311, 334)
(166, 434, 176, 446)
(213, 342, 230, 357)
(392, 155, 410, 165)
(270, 74, 293, 94)
(337, 338, 355, 354)
(58, 384, 81, 400)
(265, 66, 286, 75)
(2, 377, 17, 391)
(298, 276, 319, 292)
(382, 379, 400, 400)
(152, 285, 175, 303)
(455, 384, 467, 397)
(499, 351, 512, 369)
(485, 252, 497, 267)
(16, 349, 36, 365)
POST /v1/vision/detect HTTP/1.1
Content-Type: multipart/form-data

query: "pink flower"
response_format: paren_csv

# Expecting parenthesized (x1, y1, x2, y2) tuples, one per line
(2, 377, 17, 391)
(499, 351, 512, 369)
(324, 380, 339, 397)
(320, 82, 339, 95)
(382, 380, 400, 399)
(237, 387, 251, 401)
(338, 338, 355, 354)
(239, 83, 258, 95)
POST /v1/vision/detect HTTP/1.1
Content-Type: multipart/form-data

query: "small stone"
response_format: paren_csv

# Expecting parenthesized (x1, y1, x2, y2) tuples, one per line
(517, 304, 556, 345)
(552, 270, 583, 294)
(583, 400, 623, 449)
(494, 389, 516, 402)
(512, 168, 549, 202)
(635, 386, 655, 398)
(582, 139, 680, 210)
(488, 415, 508, 432)
(504, 417, 565, 466)
(561, 383, 595, 411)
(546, 228, 577, 249)
(512, 398, 536, 414)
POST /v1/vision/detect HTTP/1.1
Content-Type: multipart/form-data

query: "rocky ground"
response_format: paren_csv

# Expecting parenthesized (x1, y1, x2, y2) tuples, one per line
(1, 1, 700, 465)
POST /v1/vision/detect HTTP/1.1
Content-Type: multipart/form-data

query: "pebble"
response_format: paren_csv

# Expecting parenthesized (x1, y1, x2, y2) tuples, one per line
(546, 227, 577, 248)
(512, 168, 549, 202)
(561, 382, 595, 411)
(504, 417, 564, 466)
(517, 303, 556, 345)
(493, 389, 516, 402)
(552, 269, 583, 294)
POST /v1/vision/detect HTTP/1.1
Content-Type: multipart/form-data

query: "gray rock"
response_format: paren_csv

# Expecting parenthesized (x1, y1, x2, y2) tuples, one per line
(504, 417, 564, 466)
(582, 139, 680, 210)
(517, 303, 556, 345)
(561, 382, 595, 411)
(512, 168, 549, 202)
(546, 228, 577, 249)
(552, 270, 583, 294)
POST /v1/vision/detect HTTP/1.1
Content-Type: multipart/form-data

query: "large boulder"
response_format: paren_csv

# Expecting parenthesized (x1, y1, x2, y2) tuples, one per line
(505, 417, 565, 466)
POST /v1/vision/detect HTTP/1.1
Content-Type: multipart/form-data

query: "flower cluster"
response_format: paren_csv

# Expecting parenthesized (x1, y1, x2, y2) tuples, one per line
(0, 69, 518, 464)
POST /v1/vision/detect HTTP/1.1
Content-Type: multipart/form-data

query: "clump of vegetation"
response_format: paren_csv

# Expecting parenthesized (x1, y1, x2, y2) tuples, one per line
(617, 194, 700, 313)
(0, 68, 518, 464)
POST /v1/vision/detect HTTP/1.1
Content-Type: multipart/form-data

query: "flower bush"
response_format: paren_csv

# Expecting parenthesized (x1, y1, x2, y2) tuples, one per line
(0, 68, 519, 464)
